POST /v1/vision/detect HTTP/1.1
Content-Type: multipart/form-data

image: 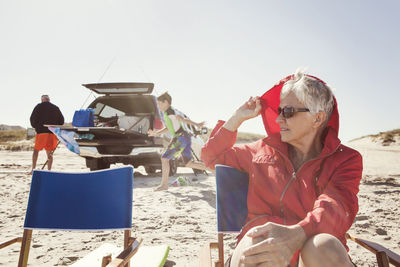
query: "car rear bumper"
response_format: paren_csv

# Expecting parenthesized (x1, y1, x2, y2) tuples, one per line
(79, 146, 164, 158)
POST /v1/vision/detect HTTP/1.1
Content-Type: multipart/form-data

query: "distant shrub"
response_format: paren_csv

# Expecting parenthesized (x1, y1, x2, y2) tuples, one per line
(237, 132, 265, 143)
(382, 133, 395, 145)
(2, 143, 33, 151)
(357, 128, 400, 145)
(0, 130, 28, 142)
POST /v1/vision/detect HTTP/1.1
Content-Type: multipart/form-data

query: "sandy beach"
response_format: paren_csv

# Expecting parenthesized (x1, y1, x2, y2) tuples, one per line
(0, 137, 399, 266)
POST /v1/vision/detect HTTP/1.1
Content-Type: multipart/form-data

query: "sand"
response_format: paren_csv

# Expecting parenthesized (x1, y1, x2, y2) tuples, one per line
(0, 137, 399, 266)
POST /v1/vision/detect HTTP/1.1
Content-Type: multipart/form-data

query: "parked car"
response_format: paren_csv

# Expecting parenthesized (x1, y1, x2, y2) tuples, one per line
(53, 82, 207, 175)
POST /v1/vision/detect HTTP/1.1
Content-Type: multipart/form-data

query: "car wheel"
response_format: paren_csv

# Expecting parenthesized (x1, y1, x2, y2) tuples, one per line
(169, 160, 177, 176)
(86, 158, 110, 171)
(192, 168, 205, 176)
(145, 166, 157, 175)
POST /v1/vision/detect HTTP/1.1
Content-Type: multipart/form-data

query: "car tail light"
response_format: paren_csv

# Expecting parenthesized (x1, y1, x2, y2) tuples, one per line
(154, 118, 164, 130)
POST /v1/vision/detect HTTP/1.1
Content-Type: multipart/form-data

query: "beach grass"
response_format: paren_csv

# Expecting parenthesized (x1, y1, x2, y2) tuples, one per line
(0, 130, 34, 151)
(0, 130, 28, 142)
(352, 128, 400, 144)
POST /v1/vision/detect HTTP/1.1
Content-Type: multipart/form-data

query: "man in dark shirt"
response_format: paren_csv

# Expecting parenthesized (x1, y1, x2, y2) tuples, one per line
(29, 94, 64, 174)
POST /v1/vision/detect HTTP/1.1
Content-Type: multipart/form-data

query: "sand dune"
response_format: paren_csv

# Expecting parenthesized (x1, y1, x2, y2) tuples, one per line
(0, 137, 399, 266)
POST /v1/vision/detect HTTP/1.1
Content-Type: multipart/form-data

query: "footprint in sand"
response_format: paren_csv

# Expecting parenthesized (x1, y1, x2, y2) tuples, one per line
(95, 233, 110, 237)
(355, 215, 369, 221)
(356, 222, 371, 228)
(56, 256, 79, 266)
(376, 228, 387, 235)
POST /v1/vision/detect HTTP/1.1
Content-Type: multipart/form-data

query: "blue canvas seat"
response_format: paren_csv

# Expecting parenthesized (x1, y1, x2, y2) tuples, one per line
(199, 165, 400, 267)
(1, 167, 141, 267)
(199, 165, 249, 267)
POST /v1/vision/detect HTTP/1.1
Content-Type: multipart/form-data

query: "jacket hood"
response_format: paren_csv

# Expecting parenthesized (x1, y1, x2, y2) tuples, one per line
(259, 74, 339, 138)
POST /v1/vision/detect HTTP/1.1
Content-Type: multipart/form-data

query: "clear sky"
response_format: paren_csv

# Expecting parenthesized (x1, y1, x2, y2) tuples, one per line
(1, 0, 399, 142)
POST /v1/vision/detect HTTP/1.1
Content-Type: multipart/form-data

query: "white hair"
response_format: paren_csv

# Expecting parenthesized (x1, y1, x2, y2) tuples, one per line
(281, 68, 335, 119)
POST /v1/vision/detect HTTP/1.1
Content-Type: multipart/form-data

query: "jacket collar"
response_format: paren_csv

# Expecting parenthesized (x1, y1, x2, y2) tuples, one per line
(261, 127, 341, 160)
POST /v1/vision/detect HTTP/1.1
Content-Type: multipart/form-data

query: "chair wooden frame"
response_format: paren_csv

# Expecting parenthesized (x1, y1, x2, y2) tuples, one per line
(0, 237, 22, 250)
(199, 165, 400, 267)
(346, 233, 400, 267)
(11, 228, 142, 267)
(199, 235, 224, 267)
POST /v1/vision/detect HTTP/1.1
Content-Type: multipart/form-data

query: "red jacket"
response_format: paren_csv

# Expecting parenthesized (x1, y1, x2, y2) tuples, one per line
(201, 76, 363, 252)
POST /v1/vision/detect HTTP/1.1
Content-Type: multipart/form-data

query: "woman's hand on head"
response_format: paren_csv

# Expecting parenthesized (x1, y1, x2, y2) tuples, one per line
(235, 97, 262, 121)
(224, 97, 261, 132)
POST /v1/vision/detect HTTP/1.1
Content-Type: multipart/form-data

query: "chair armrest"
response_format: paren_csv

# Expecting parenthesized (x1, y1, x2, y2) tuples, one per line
(106, 237, 142, 267)
(199, 242, 220, 267)
(0, 237, 22, 249)
(346, 233, 400, 266)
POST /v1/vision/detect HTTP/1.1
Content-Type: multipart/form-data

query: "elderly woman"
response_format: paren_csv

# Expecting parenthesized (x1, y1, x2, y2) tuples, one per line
(201, 70, 362, 267)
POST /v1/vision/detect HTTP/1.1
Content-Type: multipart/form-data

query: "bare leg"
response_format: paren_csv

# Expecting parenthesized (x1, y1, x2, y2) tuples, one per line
(155, 158, 170, 191)
(299, 233, 353, 267)
(29, 150, 39, 175)
(45, 150, 54, 170)
(231, 231, 352, 267)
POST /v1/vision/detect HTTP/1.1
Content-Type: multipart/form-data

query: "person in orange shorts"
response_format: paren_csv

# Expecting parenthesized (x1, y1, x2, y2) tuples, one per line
(29, 95, 64, 174)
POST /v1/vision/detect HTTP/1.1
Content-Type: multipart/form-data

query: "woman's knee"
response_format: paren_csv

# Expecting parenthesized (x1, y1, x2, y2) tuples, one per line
(230, 227, 266, 267)
(300, 234, 352, 267)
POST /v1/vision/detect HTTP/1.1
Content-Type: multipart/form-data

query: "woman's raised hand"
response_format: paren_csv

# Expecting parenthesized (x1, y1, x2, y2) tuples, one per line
(224, 96, 261, 132)
(235, 96, 262, 121)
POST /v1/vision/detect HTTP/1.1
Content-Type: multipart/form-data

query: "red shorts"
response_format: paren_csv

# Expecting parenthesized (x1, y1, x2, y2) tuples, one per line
(34, 133, 58, 151)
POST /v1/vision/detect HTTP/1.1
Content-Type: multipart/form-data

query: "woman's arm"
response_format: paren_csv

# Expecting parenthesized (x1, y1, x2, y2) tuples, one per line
(298, 150, 363, 238)
(224, 96, 261, 131)
(201, 97, 262, 172)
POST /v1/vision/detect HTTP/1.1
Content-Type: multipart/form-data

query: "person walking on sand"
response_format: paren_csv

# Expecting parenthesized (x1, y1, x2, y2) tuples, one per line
(29, 94, 64, 174)
(148, 92, 209, 191)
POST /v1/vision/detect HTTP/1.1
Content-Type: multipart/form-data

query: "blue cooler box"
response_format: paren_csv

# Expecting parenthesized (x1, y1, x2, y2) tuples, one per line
(72, 108, 95, 127)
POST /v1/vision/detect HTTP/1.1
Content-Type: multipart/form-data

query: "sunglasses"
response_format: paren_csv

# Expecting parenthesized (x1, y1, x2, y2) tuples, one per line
(278, 106, 310, 118)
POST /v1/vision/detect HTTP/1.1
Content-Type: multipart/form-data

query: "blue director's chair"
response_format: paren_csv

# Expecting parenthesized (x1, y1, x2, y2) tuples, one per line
(1, 167, 141, 267)
(199, 165, 249, 267)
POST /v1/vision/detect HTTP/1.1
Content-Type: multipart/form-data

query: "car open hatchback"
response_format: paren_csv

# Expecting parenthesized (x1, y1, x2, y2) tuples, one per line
(49, 82, 207, 175)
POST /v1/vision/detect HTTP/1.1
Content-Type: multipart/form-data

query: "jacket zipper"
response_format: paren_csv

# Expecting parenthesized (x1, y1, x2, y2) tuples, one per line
(276, 143, 341, 224)
(280, 171, 296, 224)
